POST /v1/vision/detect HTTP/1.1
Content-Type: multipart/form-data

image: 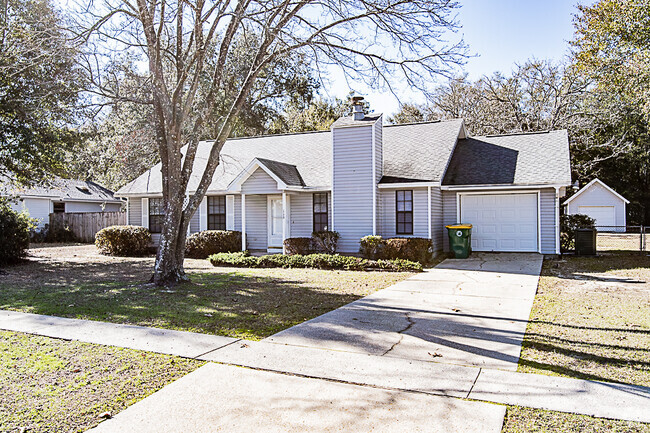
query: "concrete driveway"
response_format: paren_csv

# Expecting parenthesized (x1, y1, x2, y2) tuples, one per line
(268, 253, 543, 370)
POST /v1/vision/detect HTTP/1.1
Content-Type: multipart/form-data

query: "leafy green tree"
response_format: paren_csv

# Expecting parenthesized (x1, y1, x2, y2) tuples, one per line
(0, 0, 83, 185)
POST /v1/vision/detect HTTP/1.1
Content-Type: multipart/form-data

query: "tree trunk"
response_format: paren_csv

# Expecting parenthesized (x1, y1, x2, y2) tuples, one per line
(152, 194, 190, 286)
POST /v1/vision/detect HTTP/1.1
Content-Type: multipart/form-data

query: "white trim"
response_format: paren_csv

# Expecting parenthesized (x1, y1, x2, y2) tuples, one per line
(563, 178, 629, 205)
(330, 129, 335, 232)
(186, 194, 191, 236)
(442, 183, 570, 191)
(371, 122, 377, 236)
(141, 197, 149, 229)
(226, 158, 289, 192)
(457, 191, 541, 253)
(427, 186, 432, 239)
(439, 120, 465, 186)
(378, 181, 440, 189)
(555, 186, 561, 254)
(125, 198, 130, 224)
(282, 192, 289, 254)
(267, 195, 283, 252)
(241, 194, 246, 250)
(199, 197, 208, 231)
(225, 195, 235, 230)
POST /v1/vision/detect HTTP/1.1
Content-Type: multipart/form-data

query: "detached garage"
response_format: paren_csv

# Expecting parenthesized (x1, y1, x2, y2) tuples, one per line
(564, 178, 628, 231)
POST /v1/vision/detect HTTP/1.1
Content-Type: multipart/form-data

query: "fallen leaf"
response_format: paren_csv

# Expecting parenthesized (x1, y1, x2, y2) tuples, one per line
(99, 412, 112, 419)
(428, 352, 443, 358)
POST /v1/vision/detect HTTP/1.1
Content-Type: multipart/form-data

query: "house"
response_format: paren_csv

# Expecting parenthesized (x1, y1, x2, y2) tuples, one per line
(116, 101, 572, 255)
(1, 176, 124, 229)
(564, 178, 628, 231)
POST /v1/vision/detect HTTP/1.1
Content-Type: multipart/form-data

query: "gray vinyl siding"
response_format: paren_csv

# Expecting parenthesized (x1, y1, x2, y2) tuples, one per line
(374, 120, 383, 183)
(431, 187, 444, 251)
(189, 209, 200, 233)
(332, 125, 374, 252)
(442, 191, 459, 252)
(245, 194, 267, 250)
(378, 188, 428, 239)
(234, 195, 242, 231)
(539, 188, 557, 254)
(289, 193, 312, 237)
(241, 167, 280, 194)
(128, 198, 142, 226)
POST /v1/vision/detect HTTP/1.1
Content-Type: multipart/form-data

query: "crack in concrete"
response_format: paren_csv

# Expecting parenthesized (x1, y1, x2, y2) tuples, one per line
(381, 313, 415, 356)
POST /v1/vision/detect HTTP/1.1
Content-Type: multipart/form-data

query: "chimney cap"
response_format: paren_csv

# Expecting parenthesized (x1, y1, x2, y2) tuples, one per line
(351, 96, 365, 104)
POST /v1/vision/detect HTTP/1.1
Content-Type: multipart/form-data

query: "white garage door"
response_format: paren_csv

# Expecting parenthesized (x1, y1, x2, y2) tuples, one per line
(577, 206, 615, 228)
(461, 193, 538, 252)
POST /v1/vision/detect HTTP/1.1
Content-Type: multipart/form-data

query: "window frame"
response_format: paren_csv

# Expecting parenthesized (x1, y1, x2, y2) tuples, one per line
(312, 192, 329, 233)
(207, 195, 227, 231)
(395, 190, 413, 235)
(149, 198, 164, 234)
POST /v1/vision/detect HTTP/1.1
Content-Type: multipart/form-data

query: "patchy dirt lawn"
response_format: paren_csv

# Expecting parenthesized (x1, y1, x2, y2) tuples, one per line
(0, 330, 201, 433)
(519, 253, 650, 387)
(0, 244, 414, 340)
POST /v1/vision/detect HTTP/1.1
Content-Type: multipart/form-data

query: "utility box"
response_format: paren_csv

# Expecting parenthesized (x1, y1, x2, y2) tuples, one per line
(575, 228, 597, 256)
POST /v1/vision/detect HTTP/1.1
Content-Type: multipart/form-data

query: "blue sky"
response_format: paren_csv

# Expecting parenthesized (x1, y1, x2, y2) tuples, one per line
(325, 0, 589, 116)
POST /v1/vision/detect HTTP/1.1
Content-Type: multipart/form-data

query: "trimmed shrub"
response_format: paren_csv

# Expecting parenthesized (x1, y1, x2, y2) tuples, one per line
(43, 223, 77, 243)
(312, 230, 340, 254)
(384, 237, 433, 264)
(359, 236, 433, 264)
(283, 237, 313, 255)
(0, 199, 35, 265)
(95, 225, 151, 256)
(185, 230, 242, 259)
(359, 235, 385, 260)
(561, 214, 595, 252)
(208, 251, 422, 272)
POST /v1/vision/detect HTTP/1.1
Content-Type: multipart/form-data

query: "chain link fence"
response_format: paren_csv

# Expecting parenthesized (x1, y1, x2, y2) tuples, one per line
(594, 226, 647, 254)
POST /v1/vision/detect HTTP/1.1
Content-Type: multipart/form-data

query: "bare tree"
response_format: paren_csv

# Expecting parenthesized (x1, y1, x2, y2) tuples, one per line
(73, 0, 467, 285)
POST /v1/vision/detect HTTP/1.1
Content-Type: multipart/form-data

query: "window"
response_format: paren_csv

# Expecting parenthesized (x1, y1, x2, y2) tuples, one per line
(313, 193, 328, 232)
(208, 196, 226, 230)
(396, 190, 413, 235)
(53, 202, 65, 213)
(149, 198, 164, 233)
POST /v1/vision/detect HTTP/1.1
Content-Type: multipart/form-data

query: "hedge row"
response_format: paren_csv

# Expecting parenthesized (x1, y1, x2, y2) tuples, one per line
(185, 230, 242, 258)
(208, 251, 422, 272)
(359, 236, 433, 264)
(95, 225, 151, 256)
(283, 230, 340, 255)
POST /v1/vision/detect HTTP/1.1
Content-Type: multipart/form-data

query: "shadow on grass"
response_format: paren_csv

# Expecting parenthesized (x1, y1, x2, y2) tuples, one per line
(0, 260, 364, 340)
(546, 254, 650, 280)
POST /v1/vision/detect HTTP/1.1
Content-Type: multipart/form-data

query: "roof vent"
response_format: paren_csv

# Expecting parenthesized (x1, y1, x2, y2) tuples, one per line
(76, 186, 91, 194)
(351, 96, 365, 121)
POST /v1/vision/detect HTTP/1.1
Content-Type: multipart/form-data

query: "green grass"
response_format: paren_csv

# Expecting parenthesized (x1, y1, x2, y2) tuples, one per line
(518, 254, 650, 386)
(0, 246, 413, 340)
(502, 406, 650, 432)
(0, 330, 201, 433)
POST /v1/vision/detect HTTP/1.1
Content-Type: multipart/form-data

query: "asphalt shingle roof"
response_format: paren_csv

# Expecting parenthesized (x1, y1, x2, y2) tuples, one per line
(442, 130, 571, 186)
(256, 158, 305, 187)
(0, 176, 121, 202)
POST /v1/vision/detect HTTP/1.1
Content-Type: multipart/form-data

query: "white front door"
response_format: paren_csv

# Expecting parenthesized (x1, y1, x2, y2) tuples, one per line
(267, 196, 283, 251)
(460, 193, 539, 252)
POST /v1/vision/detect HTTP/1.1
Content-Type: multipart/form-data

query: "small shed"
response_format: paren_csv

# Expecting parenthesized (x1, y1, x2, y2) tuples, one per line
(564, 178, 629, 230)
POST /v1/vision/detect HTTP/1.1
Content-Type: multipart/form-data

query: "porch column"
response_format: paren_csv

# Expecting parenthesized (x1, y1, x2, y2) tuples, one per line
(241, 194, 246, 251)
(282, 191, 287, 254)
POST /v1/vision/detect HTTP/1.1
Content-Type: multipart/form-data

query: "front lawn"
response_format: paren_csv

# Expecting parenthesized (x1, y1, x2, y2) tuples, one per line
(0, 330, 201, 433)
(0, 245, 414, 340)
(519, 253, 650, 387)
(502, 406, 650, 433)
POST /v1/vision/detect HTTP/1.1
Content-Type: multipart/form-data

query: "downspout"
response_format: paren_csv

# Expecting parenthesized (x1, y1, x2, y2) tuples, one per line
(555, 186, 561, 254)
(427, 186, 432, 240)
(371, 123, 377, 236)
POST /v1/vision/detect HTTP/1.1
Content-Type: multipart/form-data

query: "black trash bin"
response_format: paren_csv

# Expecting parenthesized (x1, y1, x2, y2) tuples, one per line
(575, 228, 597, 256)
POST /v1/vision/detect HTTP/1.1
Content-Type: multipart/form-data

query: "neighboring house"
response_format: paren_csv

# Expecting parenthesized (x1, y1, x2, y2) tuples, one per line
(564, 178, 629, 231)
(1, 176, 124, 229)
(116, 102, 572, 254)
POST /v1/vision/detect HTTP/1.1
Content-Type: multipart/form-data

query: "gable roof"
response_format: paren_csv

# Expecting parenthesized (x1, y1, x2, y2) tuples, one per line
(115, 119, 466, 196)
(0, 176, 122, 202)
(563, 178, 629, 205)
(442, 130, 572, 186)
(255, 158, 305, 187)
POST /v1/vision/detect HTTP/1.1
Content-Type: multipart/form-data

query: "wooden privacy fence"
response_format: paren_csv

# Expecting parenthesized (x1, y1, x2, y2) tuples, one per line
(49, 212, 126, 243)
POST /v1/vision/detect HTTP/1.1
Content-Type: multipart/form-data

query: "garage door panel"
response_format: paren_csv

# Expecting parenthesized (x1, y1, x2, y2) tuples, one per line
(461, 193, 538, 252)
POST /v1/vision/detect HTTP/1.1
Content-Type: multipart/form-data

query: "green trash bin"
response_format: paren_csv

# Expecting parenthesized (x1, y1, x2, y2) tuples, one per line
(446, 224, 473, 259)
